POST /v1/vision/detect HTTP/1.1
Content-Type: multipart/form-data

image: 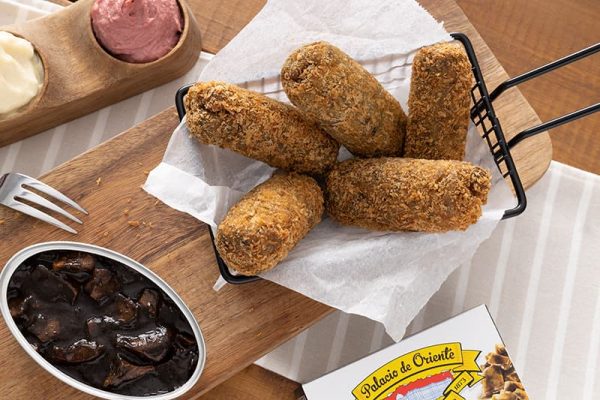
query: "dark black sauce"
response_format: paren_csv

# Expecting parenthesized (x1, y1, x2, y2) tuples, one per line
(7, 250, 199, 396)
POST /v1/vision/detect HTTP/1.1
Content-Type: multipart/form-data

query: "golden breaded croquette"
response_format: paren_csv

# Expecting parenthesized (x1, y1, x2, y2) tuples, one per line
(405, 42, 473, 161)
(184, 81, 340, 175)
(326, 158, 491, 232)
(216, 172, 324, 275)
(281, 41, 407, 158)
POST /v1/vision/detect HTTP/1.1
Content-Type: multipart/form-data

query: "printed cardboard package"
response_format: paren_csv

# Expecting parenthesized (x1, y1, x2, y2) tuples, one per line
(299, 305, 528, 400)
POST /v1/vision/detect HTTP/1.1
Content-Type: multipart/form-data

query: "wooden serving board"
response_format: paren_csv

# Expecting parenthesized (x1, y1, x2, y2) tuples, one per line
(0, 0, 202, 148)
(0, 0, 551, 399)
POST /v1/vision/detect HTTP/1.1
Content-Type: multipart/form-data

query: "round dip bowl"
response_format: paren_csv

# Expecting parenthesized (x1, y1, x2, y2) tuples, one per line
(0, 241, 206, 400)
(89, 0, 191, 65)
(0, 31, 48, 120)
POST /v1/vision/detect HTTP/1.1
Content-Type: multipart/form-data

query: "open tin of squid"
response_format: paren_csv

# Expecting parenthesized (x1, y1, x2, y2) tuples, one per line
(0, 241, 205, 400)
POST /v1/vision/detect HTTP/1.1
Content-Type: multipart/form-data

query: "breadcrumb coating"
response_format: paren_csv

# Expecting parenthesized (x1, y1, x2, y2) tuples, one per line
(216, 172, 324, 275)
(184, 81, 340, 175)
(326, 158, 491, 232)
(281, 41, 407, 157)
(405, 42, 473, 160)
(480, 344, 529, 400)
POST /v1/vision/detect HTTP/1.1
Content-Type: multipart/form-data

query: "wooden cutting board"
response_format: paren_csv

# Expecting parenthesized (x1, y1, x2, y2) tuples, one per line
(0, 0, 551, 399)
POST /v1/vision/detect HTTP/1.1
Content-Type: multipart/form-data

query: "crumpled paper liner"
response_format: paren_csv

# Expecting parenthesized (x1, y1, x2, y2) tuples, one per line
(144, 0, 514, 340)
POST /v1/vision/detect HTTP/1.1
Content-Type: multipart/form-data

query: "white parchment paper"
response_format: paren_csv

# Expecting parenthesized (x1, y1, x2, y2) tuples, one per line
(144, 0, 515, 340)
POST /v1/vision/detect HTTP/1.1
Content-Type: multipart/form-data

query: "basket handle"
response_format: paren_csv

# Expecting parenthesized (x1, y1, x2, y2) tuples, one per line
(487, 42, 600, 150)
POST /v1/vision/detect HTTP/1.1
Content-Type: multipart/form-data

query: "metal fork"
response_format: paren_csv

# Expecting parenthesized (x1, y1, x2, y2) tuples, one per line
(0, 173, 87, 234)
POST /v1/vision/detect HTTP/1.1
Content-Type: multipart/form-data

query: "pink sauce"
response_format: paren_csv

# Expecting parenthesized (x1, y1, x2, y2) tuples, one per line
(91, 0, 184, 63)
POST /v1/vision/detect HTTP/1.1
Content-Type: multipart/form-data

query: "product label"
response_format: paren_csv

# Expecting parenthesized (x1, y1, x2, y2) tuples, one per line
(353, 343, 482, 400)
(301, 305, 529, 400)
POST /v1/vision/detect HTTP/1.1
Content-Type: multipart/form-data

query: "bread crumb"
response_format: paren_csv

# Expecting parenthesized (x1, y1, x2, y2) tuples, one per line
(138, 162, 143, 166)
(103, 232, 109, 237)
(126, 198, 132, 203)
(154, 200, 160, 206)
(96, 177, 102, 186)
(128, 220, 140, 227)
(0, 219, 5, 225)
(136, 233, 141, 238)
(123, 209, 130, 216)
(143, 170, 150, 176)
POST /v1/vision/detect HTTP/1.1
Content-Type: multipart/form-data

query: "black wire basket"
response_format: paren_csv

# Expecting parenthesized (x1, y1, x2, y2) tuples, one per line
(175, 32, 600, 284)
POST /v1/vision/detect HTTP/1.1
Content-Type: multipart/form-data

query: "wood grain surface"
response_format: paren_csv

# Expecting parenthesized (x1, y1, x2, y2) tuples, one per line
(0, 0, 554, 399)
(0, 105, 332, 399)
(0, 0, 202, 148)
(457, 0, 600, 175)
(200, 365, 299, 400)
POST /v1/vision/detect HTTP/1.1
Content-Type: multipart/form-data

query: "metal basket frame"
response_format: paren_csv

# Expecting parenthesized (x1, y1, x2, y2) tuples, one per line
(175, 33, 600, 284)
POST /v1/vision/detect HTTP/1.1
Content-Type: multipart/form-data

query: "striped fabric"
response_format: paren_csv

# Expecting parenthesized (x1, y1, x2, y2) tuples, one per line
(3, 2, 600, 400)
(257, 162, 600, 400)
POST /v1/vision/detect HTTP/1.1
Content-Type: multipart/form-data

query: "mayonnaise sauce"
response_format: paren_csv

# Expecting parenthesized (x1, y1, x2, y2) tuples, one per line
(0, 31, 44, 115)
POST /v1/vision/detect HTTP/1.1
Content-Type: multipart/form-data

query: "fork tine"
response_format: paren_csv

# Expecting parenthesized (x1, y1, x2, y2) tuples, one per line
(17, 174, 88, 215)
(8, 201, 77, 234)
(17, 189, 83, 224)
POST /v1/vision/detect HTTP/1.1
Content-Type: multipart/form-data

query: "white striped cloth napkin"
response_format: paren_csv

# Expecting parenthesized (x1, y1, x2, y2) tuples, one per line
(2, 2, 600, 400)
(257, 162, 600, 400)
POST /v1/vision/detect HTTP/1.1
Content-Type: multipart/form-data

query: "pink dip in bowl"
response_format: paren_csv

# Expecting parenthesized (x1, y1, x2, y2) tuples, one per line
(91, 0, 184, 63)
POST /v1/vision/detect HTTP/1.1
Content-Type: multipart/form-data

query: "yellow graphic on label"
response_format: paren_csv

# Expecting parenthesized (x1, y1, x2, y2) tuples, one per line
(352, 343, 482, 400)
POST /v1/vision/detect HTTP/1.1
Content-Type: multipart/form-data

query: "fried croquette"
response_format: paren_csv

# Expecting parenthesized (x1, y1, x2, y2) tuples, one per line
(281, 41, 407, 158)
(184, 81, 340, 175)
(326, 158, 491, 232)
(405, 42, 473, 161)
(216, 172, 324, 275)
